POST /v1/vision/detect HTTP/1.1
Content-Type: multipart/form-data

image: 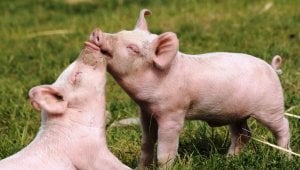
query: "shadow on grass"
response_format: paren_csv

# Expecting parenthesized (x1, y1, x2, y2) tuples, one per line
(178, 122, 230, 158)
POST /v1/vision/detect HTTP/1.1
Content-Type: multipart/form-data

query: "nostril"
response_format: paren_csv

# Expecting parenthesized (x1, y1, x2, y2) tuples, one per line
(89, 28, 103, 45)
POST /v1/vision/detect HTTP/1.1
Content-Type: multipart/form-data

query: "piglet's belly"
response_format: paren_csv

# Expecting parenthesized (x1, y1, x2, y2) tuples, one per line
(185, 112, 250, 127)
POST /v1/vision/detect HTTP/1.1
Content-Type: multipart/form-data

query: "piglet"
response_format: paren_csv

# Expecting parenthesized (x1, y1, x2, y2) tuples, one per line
(0, 29, 131, 170)
(94, 9, 291, 169)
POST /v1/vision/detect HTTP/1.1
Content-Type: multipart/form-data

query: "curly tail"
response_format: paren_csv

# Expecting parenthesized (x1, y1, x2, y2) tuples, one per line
(271, 55, 282, 75)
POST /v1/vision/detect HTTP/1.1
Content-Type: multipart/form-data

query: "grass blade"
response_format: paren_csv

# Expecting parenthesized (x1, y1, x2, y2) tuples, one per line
(25, 29, 74, 39)
(284, 112, 300, 119)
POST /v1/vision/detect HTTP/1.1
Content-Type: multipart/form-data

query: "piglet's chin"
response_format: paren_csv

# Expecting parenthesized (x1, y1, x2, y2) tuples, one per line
(84, 41, 100, 51)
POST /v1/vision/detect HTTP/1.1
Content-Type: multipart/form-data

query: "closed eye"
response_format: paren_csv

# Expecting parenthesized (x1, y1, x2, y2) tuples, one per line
(127, 44, 140, 54)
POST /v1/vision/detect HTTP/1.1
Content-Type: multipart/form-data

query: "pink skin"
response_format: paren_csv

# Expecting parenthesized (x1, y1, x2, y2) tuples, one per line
(95, 9, 291, 169)
(0, 29, 130, 170)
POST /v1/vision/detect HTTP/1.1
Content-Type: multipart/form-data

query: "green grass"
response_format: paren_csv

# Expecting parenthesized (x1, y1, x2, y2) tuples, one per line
(0, 0, 300, 169)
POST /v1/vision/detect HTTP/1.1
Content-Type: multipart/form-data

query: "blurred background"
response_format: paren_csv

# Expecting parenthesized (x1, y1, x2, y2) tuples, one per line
(0, 0, 299, 169)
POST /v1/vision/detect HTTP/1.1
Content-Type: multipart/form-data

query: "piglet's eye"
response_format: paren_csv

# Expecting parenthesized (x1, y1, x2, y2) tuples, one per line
(126, 44, 140, 54)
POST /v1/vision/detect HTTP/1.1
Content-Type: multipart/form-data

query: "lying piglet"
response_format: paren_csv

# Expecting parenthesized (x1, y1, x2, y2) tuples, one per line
(94, 9, 291, 169)
(0, 29, 130, 170)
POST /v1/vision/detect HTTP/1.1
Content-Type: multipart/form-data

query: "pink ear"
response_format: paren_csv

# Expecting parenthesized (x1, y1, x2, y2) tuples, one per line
(29, 85, 67, 114)
(134, 9, 152, 31)
(152, 32, 179, 70)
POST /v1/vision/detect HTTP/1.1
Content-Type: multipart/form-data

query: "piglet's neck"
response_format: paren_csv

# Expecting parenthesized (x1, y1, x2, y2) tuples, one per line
(69, 93, 107, 129)
(78, 45, 104, 68)
(41, 46, 107, 138)
(40, 93, 106, 136)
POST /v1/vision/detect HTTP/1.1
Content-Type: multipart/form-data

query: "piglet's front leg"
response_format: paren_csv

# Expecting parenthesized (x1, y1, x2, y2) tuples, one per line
(156, 111, 185, 169)
(139, 110, 158, 169)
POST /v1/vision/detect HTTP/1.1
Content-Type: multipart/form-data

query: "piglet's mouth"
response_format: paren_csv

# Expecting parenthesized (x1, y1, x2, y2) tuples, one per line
(84, 41, 100, 51)
(84, 41, 113, 59)
(100, 49, 112, 59)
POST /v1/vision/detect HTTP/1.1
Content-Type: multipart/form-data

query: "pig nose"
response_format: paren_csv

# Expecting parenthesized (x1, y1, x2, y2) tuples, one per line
(90, 28, 103, 46)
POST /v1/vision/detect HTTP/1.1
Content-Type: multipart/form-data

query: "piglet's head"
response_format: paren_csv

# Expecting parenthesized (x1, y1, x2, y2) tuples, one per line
(96, 9, 179, 78)
(29, 29, 106, 115)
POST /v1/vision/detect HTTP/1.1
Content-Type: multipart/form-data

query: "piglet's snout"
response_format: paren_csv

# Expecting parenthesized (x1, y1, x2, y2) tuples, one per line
(90, 28, 103, 46)
(84, 28, 103, 50)
(86, 28, 113, 58)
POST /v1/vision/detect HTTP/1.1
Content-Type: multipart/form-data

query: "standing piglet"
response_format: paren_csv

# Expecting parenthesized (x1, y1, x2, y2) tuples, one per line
(94, 9, 291, 169)
(0, 29, 130, 170)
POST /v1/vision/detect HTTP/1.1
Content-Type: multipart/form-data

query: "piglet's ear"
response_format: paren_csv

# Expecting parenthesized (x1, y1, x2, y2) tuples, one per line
(134, 9, 152, 31)
(152, 32, 179, 70)
(29, 85, 67, 114)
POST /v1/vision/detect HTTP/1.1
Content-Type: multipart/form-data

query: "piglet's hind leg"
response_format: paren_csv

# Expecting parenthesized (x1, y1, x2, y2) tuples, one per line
(254, 112, 291, 156)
